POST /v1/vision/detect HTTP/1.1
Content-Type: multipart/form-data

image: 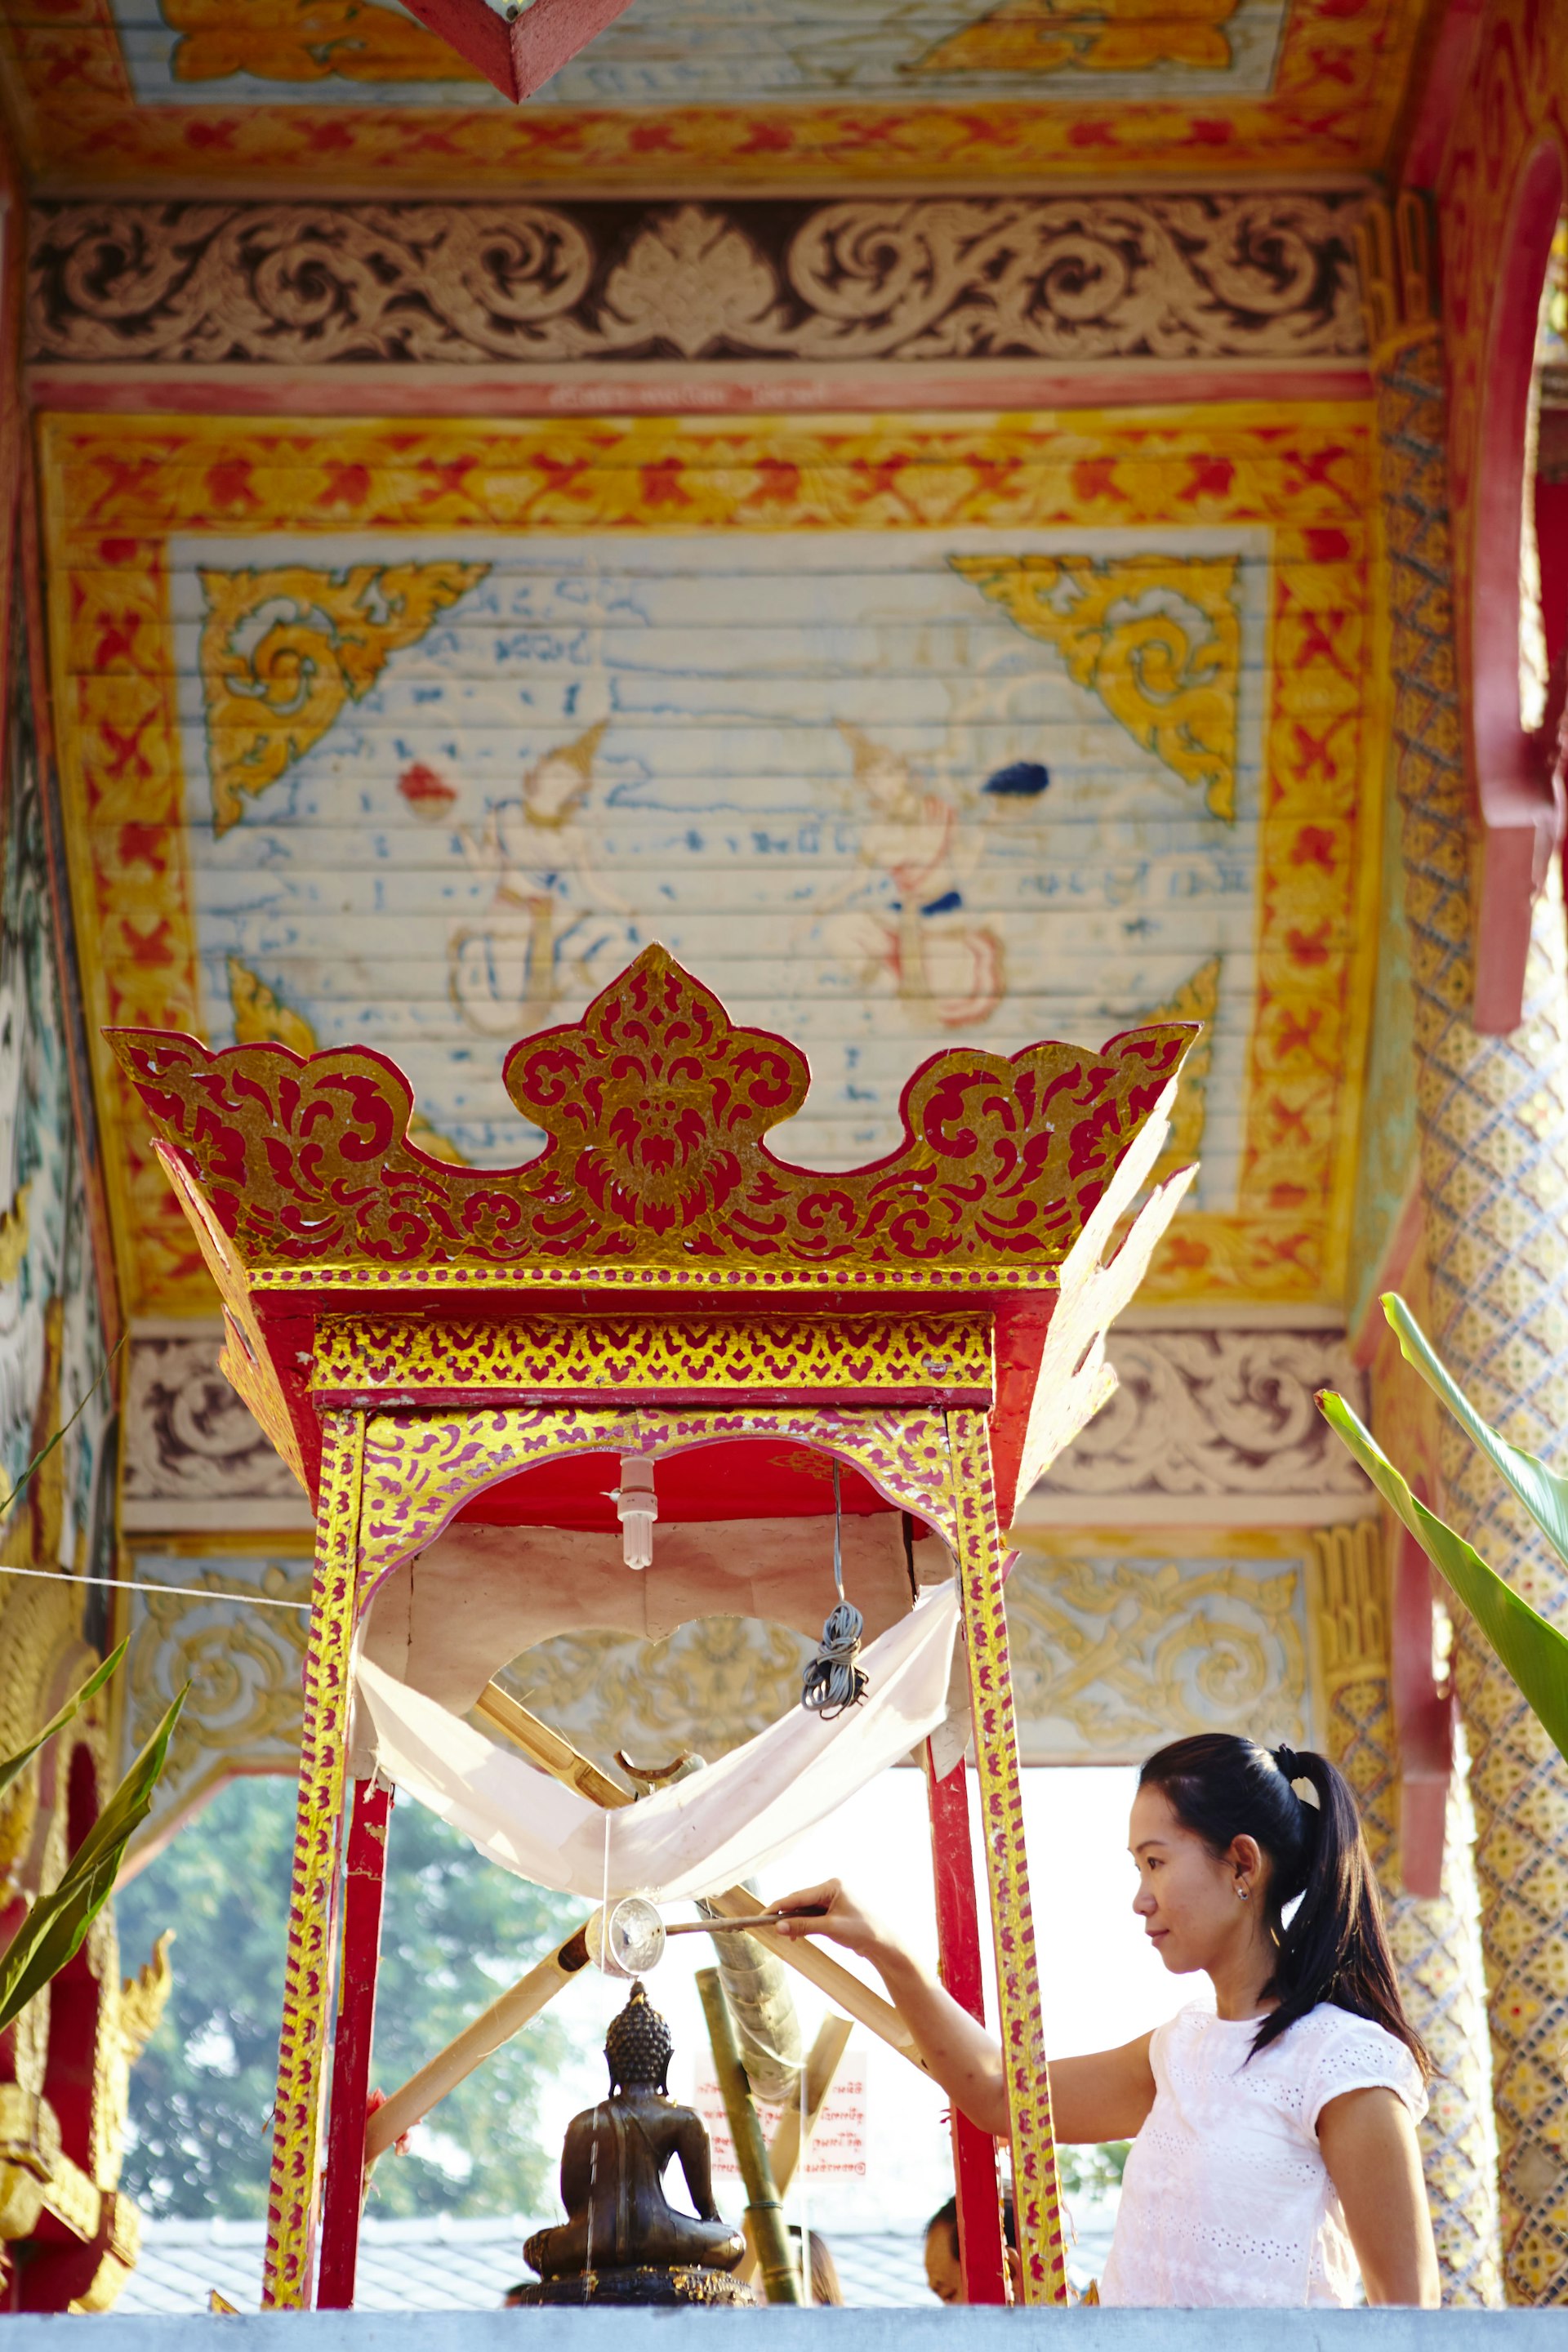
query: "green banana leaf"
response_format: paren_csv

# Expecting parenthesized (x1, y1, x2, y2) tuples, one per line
(0, 1682, 186, 2034)
(0, 1637, 127, 1809)
(1318, 1389, 1568, 1767)
(1382, 1291, 1568, 1574)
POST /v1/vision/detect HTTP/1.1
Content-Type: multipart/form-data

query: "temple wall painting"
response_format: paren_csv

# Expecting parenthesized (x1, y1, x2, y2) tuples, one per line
(0, 0, 1429, 189)
(109, 0, 1292, 109)
(0, 550, 161, 2315)
(0, 607, 116, 1596)
(175, 522, 1263, 1179)
(42, 406, 1383, 1324)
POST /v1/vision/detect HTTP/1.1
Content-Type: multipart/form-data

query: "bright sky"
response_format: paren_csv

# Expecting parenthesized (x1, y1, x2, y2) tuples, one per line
(506, 1765, 1196, 2241)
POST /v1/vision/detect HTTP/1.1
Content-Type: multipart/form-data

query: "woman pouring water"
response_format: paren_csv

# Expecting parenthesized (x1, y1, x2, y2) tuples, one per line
(773, 1732, 1441, 2308)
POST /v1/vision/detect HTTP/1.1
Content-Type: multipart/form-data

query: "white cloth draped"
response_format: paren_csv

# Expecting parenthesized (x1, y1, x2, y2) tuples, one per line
(355, 1584, 960, 1904)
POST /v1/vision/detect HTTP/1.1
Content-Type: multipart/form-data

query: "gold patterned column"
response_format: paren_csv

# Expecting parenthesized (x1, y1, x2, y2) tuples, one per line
(1358, 193, 1568, 2304)
(261, 1410, 366, 2310)
(943, 1407, 1066, 2308)
(1311, 1524, 1501, 2302)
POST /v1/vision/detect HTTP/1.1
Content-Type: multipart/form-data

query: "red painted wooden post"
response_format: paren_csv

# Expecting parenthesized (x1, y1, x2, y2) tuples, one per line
(318, 1779, 393, 2310)
(923, 1741, 1009, 2305)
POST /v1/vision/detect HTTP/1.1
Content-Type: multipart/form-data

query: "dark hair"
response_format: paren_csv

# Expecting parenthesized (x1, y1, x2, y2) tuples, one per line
(787, 2225, 843, 2305)
(1138, 1732, 1431, 2076)
(928, 2191, 1015, 2254)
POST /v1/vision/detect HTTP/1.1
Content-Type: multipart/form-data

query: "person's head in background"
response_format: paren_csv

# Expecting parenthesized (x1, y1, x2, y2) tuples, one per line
(924, 2194, 1019, 2304)
(788, 2224, 844, 2306)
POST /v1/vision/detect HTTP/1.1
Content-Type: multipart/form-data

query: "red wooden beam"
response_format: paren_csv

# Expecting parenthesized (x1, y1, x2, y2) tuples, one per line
(924, 1742, 1009, 2305)
(318, 1780, 393, 2310)
(398, 0, 639, 101)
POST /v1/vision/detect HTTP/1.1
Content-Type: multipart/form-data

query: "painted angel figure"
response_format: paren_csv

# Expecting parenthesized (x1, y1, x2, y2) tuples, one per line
(810, 723, 1046, 1031)
(448, 722, 633, 1037)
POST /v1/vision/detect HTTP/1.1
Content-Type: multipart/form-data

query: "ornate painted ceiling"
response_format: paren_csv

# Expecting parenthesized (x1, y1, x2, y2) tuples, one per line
(38, 394, 1383, 1325)
(2, 0, 1432, 191)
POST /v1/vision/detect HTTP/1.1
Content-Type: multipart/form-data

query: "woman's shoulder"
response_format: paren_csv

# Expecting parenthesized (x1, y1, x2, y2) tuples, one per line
(1273, 2004, 1428, 2121)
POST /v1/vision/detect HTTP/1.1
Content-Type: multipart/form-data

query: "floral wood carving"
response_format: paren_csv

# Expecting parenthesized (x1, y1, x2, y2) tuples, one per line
(109, 944, 1194, 1277)
(28, 194, 1366, 369)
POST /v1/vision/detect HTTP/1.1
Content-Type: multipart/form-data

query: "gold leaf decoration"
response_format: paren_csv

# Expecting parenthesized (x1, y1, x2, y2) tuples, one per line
(164, 0, 483, 82)
(198, 560, 489, 835)
(906, 0, 1235, 76)
(228, 956, 315, 1058)
(951, 553, 1241, 819)
(1138, 953, 1218, 1179)
(226, 956, 468, 1163)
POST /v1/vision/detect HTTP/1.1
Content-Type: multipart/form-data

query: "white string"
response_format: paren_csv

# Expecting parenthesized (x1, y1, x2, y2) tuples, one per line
(831, 1462, 843, 1600)
(586, 1810, 613, 2297)
(0, 1561, 310, 1611)
(798, 2047, 811, 2305)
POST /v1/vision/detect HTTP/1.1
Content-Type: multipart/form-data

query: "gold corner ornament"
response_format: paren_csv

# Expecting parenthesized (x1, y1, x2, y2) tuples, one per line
(950, 553, 1241, 822)
(198, 561, 489, 835)
(110, 944, 1196, 1285)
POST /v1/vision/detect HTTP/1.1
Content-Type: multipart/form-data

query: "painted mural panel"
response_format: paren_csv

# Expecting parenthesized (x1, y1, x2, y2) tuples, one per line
(0, 620, 114, 1590)
(42, 410, 1379, 1318)
(171, 526, 1263, 1195)
(0, 0, 1429, 189)
(107, 0, 1290, 108)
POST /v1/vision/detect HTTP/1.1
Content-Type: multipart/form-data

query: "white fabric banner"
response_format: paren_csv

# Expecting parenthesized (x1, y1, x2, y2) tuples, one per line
(356, 1584, 960, 1904)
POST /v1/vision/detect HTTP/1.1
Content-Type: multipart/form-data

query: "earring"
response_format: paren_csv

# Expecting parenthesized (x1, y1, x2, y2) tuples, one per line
(1236, 1882, 1250, 1901)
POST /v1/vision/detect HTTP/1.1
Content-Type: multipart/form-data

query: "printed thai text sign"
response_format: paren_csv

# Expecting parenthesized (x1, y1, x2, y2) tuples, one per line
(694, 2058, 868, 2178)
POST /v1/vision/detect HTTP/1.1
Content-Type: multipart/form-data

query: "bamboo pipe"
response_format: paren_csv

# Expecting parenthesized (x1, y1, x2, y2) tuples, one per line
(474, 1684, 633, 1811)
(363, 1921, 591, 2164)
(735, 2011, 853, 2287)
(702, 1886, 924, 2071)
(697, 1968, 801, 2305)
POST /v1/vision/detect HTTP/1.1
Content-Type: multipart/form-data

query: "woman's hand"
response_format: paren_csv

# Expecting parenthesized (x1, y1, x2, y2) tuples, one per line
(768, 1878, 898, 1963)
(769, 1878, 1008, 2138)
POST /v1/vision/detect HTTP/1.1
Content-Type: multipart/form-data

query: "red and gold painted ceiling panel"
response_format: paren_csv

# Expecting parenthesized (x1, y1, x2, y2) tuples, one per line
(3, 0, 1430, 191)
(39, 403, 1383, 1324)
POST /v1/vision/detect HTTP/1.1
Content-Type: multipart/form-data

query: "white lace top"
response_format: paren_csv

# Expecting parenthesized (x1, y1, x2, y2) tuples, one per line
(1097, 2001, 1427, 2308)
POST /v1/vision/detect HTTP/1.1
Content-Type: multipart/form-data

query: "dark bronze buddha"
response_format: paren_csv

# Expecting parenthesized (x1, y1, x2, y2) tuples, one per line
(519, 1980, 752, 2305)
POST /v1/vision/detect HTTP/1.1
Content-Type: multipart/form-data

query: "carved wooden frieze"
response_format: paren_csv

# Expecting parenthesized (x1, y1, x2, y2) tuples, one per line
(1021, 1325, 1372, 1524)
(123, 1331, 310, 1530)
(29, 193, 1365, 370)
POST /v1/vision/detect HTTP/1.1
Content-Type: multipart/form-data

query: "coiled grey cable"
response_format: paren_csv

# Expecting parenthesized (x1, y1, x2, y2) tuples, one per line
(801, 1463, 868, 1719)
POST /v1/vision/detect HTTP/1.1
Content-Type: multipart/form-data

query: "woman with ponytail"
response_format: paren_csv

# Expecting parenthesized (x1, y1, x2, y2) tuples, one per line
(773, 1734, 1439, 2306)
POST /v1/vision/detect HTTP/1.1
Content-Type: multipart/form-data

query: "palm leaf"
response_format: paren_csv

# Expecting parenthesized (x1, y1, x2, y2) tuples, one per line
(0, 1683, 186, 2034)
(1318, 1389, 1568, 1766)
(1382, 1292, 1568, 1571)
(0, 1638, 127, 1809)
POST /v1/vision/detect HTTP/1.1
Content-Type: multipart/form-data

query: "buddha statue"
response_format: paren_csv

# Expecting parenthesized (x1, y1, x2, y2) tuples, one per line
(519, 1981, 752, 2305)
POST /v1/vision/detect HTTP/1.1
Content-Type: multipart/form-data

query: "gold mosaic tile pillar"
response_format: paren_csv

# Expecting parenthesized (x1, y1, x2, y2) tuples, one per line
(1312, 1525, 1501, 2302)
(1359, 194, 1568, 2304)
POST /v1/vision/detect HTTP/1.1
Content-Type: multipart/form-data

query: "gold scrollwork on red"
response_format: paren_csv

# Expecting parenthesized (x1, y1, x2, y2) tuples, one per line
(110, 944, 1192, 1283)
(308, 1311, 994, 1401)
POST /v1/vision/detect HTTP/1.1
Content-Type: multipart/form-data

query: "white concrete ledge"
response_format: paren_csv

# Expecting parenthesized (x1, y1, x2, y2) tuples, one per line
(6, 2312, 1557, 2345)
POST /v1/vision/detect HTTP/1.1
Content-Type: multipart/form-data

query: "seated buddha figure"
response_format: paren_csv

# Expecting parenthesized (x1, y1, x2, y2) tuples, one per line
(523, 1982, 746, 2283)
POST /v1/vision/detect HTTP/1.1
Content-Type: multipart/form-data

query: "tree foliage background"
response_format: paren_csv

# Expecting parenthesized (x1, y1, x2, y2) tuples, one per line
(114, 1774, 580, 2218)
